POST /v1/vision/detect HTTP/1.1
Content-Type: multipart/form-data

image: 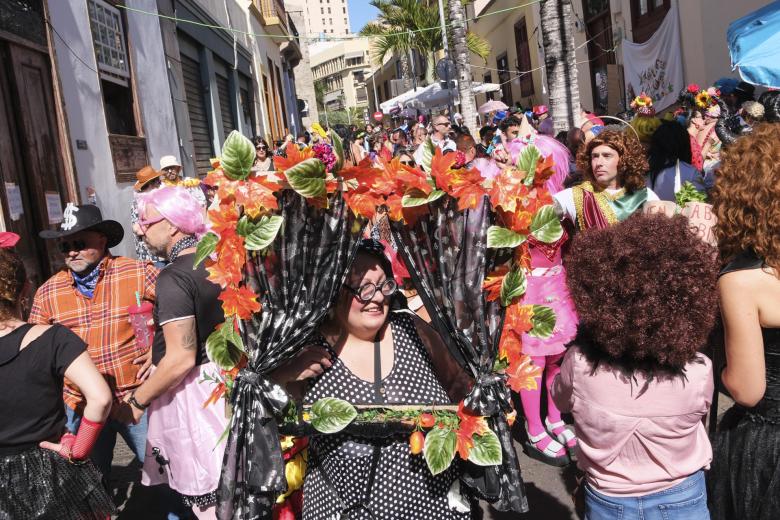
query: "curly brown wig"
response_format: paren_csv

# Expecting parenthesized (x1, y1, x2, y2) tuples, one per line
(565, 213, 719, 373)
(576, 130, 649, 194)
(0, 248, 26, 321)
(712, 123, 780, 274)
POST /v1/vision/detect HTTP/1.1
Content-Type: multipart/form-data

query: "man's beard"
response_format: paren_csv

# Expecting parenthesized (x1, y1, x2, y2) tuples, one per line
(66, 257, 101, 275)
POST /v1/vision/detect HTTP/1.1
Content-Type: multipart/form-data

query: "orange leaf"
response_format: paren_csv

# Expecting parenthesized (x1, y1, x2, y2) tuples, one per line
(533, 154, 556, 186)
(273, 142, 315, 172)
(372, 157, 402, 195)
(506, 353, 543, 392)
(396, 161, 432, 195)
(429, 148, 458, 189)
(483, 265, 510, 302)
(498, 208, 533, 235)
(208, 204, 240, 237)
(506, 303, 534, 335)
(498, 328, 523, 363)
(385, 193, 404, 222)
(219, 285, 261, 320)
(456, 401, 489, 459)
(344, 188, 382, 220)
(489, 168, 529, 213)
(206, 261, 242, 288)
(236, 180, 279, 218)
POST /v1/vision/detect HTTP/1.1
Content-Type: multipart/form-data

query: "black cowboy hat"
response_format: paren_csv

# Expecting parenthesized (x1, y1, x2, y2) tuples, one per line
(39, 203, 124, 248)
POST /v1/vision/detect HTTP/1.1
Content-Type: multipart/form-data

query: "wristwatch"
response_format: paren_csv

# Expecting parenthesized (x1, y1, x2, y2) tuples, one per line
(128, 392, 150, 411)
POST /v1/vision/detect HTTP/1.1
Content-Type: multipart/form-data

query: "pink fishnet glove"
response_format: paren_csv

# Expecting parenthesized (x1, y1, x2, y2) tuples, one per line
(58, 418, 104, 461)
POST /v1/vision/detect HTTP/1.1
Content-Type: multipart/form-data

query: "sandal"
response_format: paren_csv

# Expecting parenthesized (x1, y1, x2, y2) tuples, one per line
(523, 420, 570, 467)
(545, 418, 577, 458)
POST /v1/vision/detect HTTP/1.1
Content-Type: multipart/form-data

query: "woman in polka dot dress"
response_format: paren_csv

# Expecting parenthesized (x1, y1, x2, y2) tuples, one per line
(272, 240, 474, 519)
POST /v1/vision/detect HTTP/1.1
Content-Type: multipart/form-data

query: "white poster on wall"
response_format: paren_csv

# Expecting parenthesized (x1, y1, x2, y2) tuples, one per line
(4, 183, 23, 221)
(622, 6, 684, 111)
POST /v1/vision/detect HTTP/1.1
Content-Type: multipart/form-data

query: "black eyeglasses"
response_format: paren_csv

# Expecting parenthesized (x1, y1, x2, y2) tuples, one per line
(344, 279, 398, 302)
(434, 122, 451, 128)
(256, 146, 268, 151)
(58, 239, 87, 253)
(400, 160, 415, 166)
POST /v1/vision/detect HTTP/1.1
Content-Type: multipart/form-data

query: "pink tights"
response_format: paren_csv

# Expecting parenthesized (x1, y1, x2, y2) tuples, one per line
(519, 353, 570, 443)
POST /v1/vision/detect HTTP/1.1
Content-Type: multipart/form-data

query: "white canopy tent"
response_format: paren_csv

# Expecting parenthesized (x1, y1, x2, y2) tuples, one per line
(379, 82, 501, 114)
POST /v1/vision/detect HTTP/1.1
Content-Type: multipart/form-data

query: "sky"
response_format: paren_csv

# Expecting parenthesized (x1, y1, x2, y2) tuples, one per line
(349, 0, 380, 33)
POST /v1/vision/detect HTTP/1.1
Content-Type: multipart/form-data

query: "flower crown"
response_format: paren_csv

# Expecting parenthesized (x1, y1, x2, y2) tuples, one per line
(630, 93, 656, 116)
(684, 84, 720, 110)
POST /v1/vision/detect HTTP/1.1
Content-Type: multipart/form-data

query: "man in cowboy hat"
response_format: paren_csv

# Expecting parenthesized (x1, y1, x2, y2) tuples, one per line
(132, 166, 164, 263)
(29, 203, 159, 479)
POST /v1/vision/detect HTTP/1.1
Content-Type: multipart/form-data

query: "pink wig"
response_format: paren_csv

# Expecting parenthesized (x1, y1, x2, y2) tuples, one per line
(505, 135, 571, 194)
(137, 186, 207, 238)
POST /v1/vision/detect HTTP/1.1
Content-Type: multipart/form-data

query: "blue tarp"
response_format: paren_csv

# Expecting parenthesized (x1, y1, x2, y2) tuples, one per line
(727, 0, 780, 88)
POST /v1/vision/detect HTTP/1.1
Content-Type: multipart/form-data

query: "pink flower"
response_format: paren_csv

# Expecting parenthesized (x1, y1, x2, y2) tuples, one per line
(312, 143, 337, 173)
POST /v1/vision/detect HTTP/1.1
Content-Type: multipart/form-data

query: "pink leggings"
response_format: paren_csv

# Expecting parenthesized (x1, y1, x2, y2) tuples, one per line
(519, 352, 564, 436)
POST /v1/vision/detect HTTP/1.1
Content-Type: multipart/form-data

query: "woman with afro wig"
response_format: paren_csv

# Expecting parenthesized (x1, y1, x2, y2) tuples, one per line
(553, 130, 659, 231)
(708, 123, 780, 520)
(551, 213, 718, 519)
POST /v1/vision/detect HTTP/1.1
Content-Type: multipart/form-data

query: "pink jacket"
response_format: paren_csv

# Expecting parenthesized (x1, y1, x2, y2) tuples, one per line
(552, 346, 713, 496)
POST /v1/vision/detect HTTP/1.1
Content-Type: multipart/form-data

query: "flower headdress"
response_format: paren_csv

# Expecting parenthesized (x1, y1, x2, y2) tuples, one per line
(630, 93, 656, 117)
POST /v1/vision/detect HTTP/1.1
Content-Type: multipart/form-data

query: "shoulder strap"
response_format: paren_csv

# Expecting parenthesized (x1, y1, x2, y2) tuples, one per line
(720, 250, 765, 277)
(373, 331, 385, 405)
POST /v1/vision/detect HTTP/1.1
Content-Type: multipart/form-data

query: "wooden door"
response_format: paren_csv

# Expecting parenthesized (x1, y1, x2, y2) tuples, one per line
(581, 0, 616, 112)
(0, 42, 71, 287)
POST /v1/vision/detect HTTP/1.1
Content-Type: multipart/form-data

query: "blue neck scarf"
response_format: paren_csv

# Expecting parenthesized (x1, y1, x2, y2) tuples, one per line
(72, 264, 101, 299)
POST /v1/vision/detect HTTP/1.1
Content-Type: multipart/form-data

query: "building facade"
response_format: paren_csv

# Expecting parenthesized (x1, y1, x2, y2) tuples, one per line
(0, 0, 301, 261)
(302, 0, 351, 37)
(310, 39, 372, 117)
(469, 0, 770, 117)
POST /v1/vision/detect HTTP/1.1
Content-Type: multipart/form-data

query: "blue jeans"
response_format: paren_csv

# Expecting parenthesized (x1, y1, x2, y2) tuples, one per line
(585, 471, 710, 520)
(64, 405, 147, 478)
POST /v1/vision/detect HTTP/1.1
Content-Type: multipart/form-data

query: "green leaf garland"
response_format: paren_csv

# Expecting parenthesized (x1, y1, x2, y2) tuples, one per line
(329, 129, 345, 174)
(309, 397, 358, 434)
(516, 145, 542, 186)
(468, 430, 503, 466)
(529, 305, 557, 339)
(241, 215, 284, 251)
(423, 426, 457, 476)
(500, 268, 527, 307)
(487, 226, 527, 248)
(193, 232, 219, 268)
(285, 158, 327, 199)
(220, 131, 255, 180)
(205, 317, 245, 370)
(529, 205, 564, 244)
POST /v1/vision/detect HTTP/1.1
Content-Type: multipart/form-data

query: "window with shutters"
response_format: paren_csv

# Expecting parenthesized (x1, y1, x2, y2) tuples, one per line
(514, 18, 534, 98)
(180, 50, 214, 176)
(275, 65, 288, 135)
(630, 0, 670, 43)
(87, 0, 147, 181)
(214, 58, 236, 139)
(496, 53, 512, 105)
(483, 72, 494, 101)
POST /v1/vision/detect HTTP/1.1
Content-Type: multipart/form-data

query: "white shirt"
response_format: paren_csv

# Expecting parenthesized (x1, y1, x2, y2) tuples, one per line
(414, 135, 456, 167)
(553, 186, 659, 224)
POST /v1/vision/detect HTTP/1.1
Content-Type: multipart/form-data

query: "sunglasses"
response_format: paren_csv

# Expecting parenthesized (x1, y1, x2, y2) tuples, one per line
(435, 122, 451, 128)
(400, 160, 415, 166)
(138, 215, 166, 233)
(58, 239, 87, 253)
(256, 146, 268, 151)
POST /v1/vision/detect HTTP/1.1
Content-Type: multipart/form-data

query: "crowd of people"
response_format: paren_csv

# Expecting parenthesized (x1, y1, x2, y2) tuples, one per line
(0, 77, 779, 520)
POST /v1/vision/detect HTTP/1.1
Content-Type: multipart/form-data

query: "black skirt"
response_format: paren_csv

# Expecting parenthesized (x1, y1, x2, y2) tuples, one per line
(708, 405, 780, 520)
(0, 446, 115, 520)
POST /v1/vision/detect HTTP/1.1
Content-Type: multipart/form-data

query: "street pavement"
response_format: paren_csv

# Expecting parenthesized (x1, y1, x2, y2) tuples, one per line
(108, 394, 734, 519)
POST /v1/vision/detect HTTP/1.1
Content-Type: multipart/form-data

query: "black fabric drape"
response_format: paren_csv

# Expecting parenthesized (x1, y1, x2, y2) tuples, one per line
(217, 191, 365, 519)
(391, 196, 529, 513)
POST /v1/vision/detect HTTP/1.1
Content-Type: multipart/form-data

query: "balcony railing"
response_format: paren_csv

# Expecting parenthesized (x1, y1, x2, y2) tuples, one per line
(252, 0, 288, 37)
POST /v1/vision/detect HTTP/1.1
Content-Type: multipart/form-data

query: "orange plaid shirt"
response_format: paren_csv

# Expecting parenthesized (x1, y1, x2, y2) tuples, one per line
(29, 256, 158, 411)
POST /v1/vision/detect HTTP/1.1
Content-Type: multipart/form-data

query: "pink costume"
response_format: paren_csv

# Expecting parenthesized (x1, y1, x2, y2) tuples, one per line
(507, 134, 580, 463)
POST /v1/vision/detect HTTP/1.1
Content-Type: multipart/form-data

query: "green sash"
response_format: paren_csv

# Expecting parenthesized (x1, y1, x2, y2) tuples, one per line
(609, 188, 649, 222)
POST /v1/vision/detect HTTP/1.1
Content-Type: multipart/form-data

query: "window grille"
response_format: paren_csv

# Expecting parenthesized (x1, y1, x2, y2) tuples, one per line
(87, 0, 130, 86)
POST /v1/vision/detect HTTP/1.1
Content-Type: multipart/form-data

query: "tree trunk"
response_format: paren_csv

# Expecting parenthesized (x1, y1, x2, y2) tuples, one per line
(539, 0, 582, 133)
(400, 52, 412, 91)
(448, 0, 477, 131)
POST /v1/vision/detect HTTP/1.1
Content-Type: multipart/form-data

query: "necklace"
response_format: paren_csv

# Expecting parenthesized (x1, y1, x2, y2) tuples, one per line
(169, 235, 198, 263)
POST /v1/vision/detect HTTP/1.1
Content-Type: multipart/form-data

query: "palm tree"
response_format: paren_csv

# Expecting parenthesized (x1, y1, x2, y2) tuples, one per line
(448, 0, 484, 131)
(539, 0, 582, 133)
(360, 0, 490, 92)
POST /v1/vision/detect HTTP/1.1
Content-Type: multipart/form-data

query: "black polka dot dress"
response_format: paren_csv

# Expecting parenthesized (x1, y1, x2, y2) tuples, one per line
(302, 312, 471, 519)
